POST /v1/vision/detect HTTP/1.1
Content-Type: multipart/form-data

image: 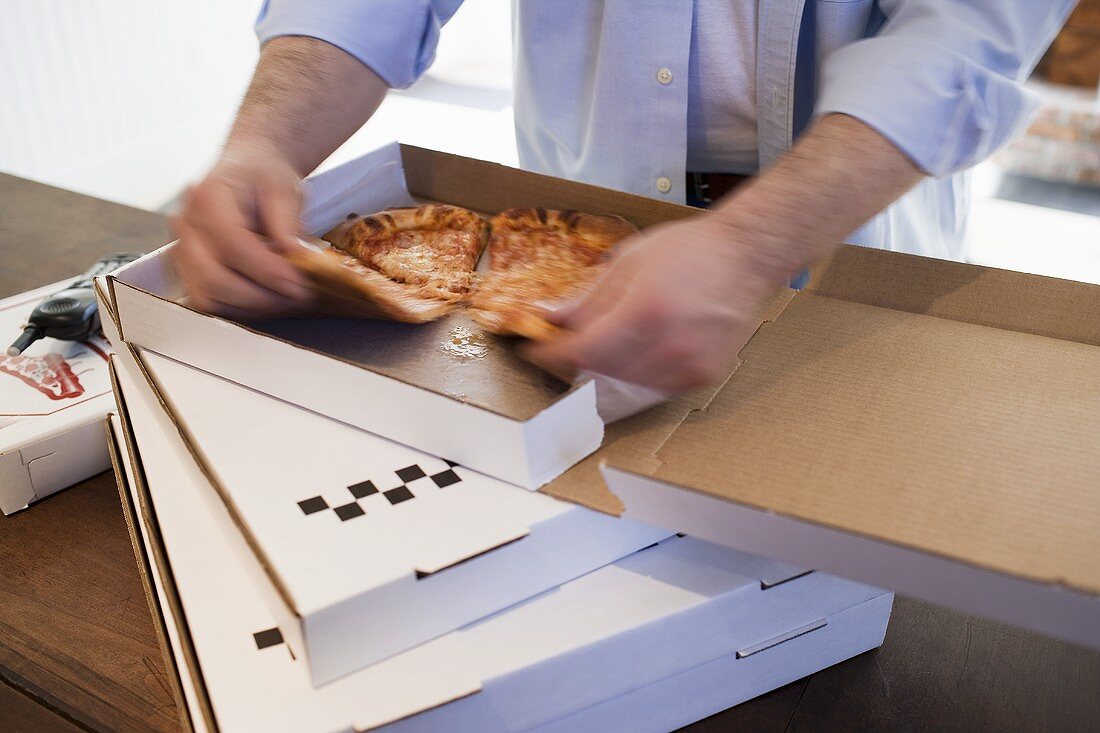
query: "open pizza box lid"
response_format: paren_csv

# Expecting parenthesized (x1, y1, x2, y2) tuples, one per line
(543, 247, 1100, 651)
(106, 343, 892, 732)
(99, 143, 696, 490)
(113, 341, 669, 686)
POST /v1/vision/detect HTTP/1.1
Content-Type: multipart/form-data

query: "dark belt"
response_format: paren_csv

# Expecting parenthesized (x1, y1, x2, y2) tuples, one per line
(686, 172, 750, 207)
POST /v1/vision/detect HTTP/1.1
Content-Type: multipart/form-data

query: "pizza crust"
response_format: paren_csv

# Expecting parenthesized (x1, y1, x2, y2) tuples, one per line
(470, 208, 638, 338)
(323, 204, 487, 302)
(284, 240, 456, 323)
(285, 205, 637, 339)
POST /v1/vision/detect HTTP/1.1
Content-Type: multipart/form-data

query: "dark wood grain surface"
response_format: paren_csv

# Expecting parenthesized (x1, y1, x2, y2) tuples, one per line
(0, 173, 173, 733)
(1, 674, 86, 733)
(0, 173, 166, 296)
(1, 173, 1098, 733)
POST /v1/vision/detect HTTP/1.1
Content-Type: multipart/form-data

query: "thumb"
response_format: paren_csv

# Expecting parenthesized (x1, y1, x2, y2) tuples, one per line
(534, 296, 584, 326)
(255, 178, 303, 253)
(552, 261, 638, 331)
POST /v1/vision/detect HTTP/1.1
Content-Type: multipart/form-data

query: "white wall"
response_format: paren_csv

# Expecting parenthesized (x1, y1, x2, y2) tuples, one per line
(0, 0, 263, 209)
(0, 0, 513, 211)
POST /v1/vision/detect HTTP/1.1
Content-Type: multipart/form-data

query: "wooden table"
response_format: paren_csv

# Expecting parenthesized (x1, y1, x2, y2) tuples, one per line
(2, 173, 1099, 732)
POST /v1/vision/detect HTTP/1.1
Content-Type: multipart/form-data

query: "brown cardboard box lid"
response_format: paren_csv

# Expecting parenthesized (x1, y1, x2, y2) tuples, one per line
(546, 245, 1100, 599)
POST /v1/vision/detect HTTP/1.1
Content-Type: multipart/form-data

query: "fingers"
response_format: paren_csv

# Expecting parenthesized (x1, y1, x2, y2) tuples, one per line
(552, 254, 641, 330)
(526, 297, 651, 380)
(183, 181, 311, 302)
(529, 303, 726, 392)
(255, 176, 303, 253)
(171, 215, 303, 316)
(614, 334, 724, 392)
(523, 242, 736, 391)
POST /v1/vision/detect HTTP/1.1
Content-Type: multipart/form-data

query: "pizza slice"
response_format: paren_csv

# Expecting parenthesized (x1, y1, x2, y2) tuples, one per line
(469, 208, 638, 339)
(286, 204, 488, 322)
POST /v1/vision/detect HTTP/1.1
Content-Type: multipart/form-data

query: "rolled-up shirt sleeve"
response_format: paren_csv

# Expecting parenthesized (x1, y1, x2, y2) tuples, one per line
(815, 0, 1076, 177)
(255, 0, 465, 89)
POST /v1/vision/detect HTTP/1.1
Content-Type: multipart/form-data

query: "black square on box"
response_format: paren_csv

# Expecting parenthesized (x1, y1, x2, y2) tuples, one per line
(430, 469, 461, 488)
(297, 496, 328, 515)
(395, 464, 427, 483)
(444, 459, 459, 467)
(348, 479, 378, 499)
(334, 502, 366, 521)
(253, 627, 284, 649)
(384, 486, 415, 505)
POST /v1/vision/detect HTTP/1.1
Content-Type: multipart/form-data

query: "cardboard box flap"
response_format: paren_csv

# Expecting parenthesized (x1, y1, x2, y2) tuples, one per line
(806, 245, 1100, 346)
(400, 145, 695, 229)
(603, 288, 1100, 599)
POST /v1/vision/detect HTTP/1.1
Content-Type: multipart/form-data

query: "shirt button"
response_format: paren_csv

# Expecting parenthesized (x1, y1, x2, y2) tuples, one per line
(656, 176, 672, 193)
(656, 67, 673, 85)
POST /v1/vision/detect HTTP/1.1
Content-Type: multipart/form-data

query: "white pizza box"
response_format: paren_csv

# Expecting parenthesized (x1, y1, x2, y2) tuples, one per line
(119, 342, 671, 686)
(106, 353, 893, 732)
(99, 142, 698, 490)
(540, 249, 1100, 651)
(106, 412, 208, 733)
(0, 279, 114, 514)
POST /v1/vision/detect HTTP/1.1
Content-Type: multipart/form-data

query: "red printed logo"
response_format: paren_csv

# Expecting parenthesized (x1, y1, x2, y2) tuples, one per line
(0, 353, 85, 400)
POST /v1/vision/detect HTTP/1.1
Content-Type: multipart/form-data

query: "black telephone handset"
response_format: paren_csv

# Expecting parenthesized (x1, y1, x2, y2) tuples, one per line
(6, 252, 143, 356)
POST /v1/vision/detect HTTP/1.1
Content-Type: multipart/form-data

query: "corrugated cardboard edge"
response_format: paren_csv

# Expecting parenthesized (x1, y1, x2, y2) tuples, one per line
(107, 361, 213, 733)
(542, 288, 797, 516)
(93, 276, 120, 344)
(120, 343, 303, 618)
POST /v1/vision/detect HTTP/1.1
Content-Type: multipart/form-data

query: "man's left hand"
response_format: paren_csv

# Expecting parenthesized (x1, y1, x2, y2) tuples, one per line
(525, 214, 784, 392)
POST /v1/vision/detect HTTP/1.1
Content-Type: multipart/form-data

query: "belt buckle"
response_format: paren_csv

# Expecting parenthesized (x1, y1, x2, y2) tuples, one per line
(690, 172, 713, 206)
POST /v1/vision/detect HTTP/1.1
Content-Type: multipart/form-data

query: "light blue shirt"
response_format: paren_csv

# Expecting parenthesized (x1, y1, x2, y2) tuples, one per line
(255, 1, 1074, 260)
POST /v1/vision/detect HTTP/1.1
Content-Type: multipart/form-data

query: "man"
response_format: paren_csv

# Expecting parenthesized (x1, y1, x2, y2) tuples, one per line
(174, 1, 1073, 392)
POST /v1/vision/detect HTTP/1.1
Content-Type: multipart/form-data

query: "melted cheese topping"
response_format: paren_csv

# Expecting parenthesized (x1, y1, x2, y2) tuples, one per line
(360, 229, 480, 300)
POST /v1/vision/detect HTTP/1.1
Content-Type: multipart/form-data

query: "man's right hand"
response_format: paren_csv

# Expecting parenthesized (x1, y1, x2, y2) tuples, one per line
(168, 33, 392, 315)
(170, 141, 313, 316)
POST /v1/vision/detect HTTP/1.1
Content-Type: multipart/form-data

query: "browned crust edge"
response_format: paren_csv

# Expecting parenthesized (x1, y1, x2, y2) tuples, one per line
(284, 245, 456, 323)
(489, 207, 638, 246)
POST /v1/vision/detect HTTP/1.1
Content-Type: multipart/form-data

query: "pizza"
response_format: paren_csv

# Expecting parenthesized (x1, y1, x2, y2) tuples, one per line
(468, 208, 638, 338)
(285, 204, 488, 322)
(285, 204, 637, 339)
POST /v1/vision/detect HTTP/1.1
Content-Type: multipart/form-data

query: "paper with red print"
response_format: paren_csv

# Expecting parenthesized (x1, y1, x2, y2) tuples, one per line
(0, 286, 111, 420)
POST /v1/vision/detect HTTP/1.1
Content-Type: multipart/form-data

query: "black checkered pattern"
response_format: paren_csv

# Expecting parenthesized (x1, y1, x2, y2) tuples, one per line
(253, 627, 284, 650)
(297, 462, 463, 522)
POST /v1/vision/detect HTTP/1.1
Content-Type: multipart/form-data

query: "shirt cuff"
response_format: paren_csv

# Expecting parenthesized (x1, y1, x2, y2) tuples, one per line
(815, 36, 1039, 177)
(255, 0, 444, 89)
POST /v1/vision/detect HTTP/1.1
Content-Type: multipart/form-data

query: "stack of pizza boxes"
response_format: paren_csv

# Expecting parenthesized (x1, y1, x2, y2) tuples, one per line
(101, 143, 895, 733)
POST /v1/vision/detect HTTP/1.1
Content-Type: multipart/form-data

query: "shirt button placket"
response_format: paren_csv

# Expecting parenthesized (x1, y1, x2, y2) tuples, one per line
(655, 66, 674, 195)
